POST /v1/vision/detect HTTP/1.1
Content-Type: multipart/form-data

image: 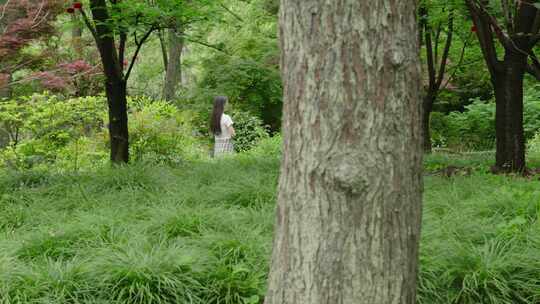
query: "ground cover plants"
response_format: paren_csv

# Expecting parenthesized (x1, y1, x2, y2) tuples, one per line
(0, 140, 539, 303)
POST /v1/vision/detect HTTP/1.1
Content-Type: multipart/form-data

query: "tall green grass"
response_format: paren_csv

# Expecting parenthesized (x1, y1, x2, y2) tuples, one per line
(0, 146, 539, 303)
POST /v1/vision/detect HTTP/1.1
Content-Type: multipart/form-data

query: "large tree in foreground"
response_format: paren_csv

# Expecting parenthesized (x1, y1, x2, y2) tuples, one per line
(466, 0, 540, 173)
(264, 1, 423, 303)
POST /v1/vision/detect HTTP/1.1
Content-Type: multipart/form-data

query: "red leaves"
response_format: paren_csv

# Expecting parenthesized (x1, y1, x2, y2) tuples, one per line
(33, 60, 99, 92)
(0, 0, 61, 61)
(471, 25, 477, 33)
(33, 71, 68, 91)
(59, 60, 93, 74)
(66, 2, 82, 14)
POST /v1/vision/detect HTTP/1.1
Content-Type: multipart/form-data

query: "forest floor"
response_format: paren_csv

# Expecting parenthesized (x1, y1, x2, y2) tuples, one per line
(0, 151, 539, 303)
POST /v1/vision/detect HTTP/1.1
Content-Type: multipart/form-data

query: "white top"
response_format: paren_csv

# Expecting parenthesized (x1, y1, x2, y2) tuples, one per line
(216, 114, 233, 139)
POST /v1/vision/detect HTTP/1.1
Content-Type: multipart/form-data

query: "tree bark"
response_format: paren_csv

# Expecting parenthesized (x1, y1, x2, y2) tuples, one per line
(105, 78, 129, 163)
(265, 1, 423, 303)
(162, 27, 184, 101)
(493, 51, 527, 172)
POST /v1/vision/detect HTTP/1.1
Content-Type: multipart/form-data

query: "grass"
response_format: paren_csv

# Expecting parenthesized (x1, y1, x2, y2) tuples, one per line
(0, 147, 539, 303)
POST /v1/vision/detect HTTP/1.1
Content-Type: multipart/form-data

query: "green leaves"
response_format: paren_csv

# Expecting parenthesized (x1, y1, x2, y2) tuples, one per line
(88, 0, 219, 34)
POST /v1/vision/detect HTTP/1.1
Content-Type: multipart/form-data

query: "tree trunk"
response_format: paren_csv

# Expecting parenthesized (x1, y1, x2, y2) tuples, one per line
(423, 94, 434, 153)
(105, 78, 129, 163)
(90, 0, 129, 164)
(71, 14, 83, 58)
(465, 0, 537, 174)
(265, 1, 423, 304)
(162, 27, 184, 101)
(493, 51, 527, 172)
(181, 45, 192, 87)
(158, 29, 168, 70)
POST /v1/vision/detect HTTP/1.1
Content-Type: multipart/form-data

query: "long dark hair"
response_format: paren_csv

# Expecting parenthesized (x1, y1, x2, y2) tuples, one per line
(210, 96, 228, 135)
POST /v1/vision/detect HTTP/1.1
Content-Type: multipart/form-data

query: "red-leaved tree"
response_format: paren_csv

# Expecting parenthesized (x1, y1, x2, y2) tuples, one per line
(0, 0, 63, 97)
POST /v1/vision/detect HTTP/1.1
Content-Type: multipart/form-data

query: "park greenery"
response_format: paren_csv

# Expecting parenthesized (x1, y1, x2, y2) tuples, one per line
(0, 0, 539, 303)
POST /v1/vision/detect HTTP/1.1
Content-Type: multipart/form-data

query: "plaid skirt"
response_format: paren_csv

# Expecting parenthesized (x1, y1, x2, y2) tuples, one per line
(214, 138, 234, 157)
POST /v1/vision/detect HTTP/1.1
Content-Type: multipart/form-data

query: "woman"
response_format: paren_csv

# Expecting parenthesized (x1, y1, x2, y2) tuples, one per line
(210, 96, 236, 157)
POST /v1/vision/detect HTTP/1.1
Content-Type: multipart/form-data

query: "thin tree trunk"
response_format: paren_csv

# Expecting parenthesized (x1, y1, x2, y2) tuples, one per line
(493, 51, 527, 172)
(181, 45, 191, 87)
(0, 73, 11, 147)
(71, 14, 83, 58)
(162, 27, 184, 101)
(420, 6, 454, 153)
(158, 29, 168, 70)
(265, 1, 423, 303)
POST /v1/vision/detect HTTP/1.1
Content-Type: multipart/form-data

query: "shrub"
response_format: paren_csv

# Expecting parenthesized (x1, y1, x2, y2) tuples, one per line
(429, 112, 449, 149)
(242, 134, 282, 163)
(0, 94, 206, 170)
(432, 83, 540, 151)
(0, 94, 106, 169)
(55, 137, 109, 172)
(446, 99, 496, 150)
(128, 99, 205, 165)
(230, 110, 269, 153)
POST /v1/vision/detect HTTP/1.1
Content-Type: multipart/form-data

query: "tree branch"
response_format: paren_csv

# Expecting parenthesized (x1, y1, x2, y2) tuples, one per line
(419, 5, 435, 93)
(79, 9, 99, 43)
(90, 0, 123, 81)
(0, 0, 12, 22)
(434, 21, 443, 65)
(528, 9, 540, 48)
(111, 0, 126, 72)
(442, 36, 471, 90)
(531, 10, 540, 35)
(124, 27, 155, 81)
(526, 50, 540, 80)
(436, 10, 454, 89)
(118, 31, 127, 71)
(526, 64, 540, 80)
(466, 0, 501, 77)
(501, 0, 514, 33)
(219, 2, 244, 22)
(425, 28, 436, 92)
(472, 0, 513, 50)
(182, 35, 230, 54)
(158, 29, 168, 69)
(531, 34, 540, 47)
